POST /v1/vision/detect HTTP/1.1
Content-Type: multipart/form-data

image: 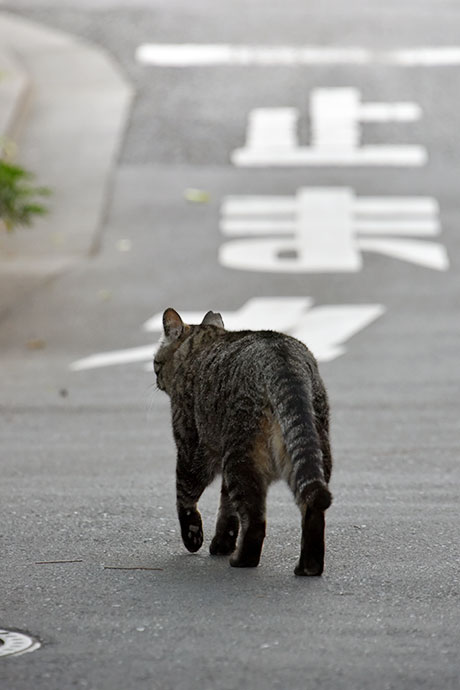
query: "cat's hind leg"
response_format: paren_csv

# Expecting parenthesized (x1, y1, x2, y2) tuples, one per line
(295, 505, 325, 576)
(224, 446, 269, 568)
(209, 479, 239, 556)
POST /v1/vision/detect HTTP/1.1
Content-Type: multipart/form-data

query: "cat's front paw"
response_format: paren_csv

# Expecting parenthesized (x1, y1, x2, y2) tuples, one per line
(178, 507, 203, 553)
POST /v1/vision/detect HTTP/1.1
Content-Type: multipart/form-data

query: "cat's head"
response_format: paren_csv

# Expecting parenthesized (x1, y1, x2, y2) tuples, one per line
(154, 308, 224, 394)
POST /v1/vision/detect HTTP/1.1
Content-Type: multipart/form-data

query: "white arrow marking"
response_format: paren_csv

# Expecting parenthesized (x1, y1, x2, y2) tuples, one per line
(70, 345, 157, 371)
(292, 305, 386, 361)
(71, 298, 385, 371)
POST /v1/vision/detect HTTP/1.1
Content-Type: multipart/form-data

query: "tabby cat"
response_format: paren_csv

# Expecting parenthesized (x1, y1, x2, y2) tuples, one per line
(154, 308, 333, 576)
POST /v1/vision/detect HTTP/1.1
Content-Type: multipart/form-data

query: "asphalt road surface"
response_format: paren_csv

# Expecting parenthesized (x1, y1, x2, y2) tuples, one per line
(1, 1, 459, 689)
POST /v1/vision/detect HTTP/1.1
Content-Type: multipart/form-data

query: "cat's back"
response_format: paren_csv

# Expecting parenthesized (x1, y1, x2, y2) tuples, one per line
(189, 327, 325, 458)
(193, 327, 319, 399)
(204, 328, 316, 371)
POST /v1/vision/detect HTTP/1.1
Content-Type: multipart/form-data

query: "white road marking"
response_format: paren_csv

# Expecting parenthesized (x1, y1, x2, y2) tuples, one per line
(70, 345, 156, 371)
(232, 147, 426, 166)
(136, 44, 460, 67)
(221, 219, 439, 237)
(296, 188, 359, 271)
(292, 305, 385, 361)
(222, 196, 438, 220)
(354, 198, 438, 215)
(71, 298, 384, 371)
(358, 102, 421, 121)
(354, 220, 439, 236)
(389, 48, 460, 65)
(135, 44, 374, 66)
(220, 188, 446, 273)
(232, 89, 426, 167)
(358, 237, 449, 270)
(245, 109, 299, 151)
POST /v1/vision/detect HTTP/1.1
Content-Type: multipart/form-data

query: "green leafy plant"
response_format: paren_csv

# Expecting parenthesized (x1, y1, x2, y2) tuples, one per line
(0, 157, 50, 232)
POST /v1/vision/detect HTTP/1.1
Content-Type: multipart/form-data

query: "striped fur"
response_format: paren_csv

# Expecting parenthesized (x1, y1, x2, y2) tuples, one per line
(154, 308, 333, 575)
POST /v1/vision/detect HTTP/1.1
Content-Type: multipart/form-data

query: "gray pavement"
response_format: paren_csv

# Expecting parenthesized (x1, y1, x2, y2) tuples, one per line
(1, 2, 459, 689)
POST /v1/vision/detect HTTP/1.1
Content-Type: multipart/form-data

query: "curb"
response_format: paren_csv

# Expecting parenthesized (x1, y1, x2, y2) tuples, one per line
(0, 11, 134, 320)
(0, 49, 30, 141)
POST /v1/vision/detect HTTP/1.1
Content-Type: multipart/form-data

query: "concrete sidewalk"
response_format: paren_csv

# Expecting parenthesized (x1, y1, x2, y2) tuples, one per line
(0, 11, 134, 320)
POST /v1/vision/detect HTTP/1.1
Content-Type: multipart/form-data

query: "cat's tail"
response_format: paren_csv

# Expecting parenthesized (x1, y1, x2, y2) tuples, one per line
(268, 374, 332, 511)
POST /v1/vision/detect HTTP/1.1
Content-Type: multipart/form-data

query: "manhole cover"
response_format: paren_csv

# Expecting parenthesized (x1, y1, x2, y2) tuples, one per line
(0, 629, 41, 658)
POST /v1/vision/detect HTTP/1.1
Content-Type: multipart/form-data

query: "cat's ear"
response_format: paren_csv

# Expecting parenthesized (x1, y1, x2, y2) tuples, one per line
(163, 308, 184, 341)
(201, 310, 224, 328)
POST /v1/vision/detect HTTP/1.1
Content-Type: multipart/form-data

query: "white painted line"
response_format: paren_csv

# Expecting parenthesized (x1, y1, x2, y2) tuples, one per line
(220, 238, 363, 273)
(223, 196, 439, 217)
(232, 146, 427, 166)
(388, 47, 460, 66)
(136, 44, 460, 67)
(221, 217, 439, 237)
(135, 44, 373, 66)
(355, 219, 440, 236)
(310, 89, 360, 150)
(355, 198, 439, 215)
(246, 109, 298, 150)
(359, 102, 421, 121)
(70, 344, 157, 371)
(292, 305, 386, 361)
(296, 188, 360, 271)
